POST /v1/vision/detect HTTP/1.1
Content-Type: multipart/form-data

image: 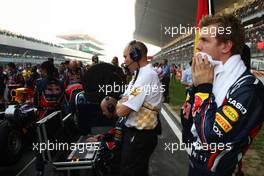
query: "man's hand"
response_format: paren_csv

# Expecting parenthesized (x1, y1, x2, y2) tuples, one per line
(86, 134, 104, 142)
(192, 54, 214, 86)
(118, 96, 128, 103)
(116, 96, 133, 117)
(181, 81, 193, 88)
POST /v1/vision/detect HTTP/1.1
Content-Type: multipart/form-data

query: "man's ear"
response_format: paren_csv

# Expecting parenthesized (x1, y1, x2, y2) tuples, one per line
(222, 40, 233, 54)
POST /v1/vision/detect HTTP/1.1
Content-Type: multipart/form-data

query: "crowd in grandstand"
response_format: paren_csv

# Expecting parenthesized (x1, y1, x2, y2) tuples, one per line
(245, 20, 264, 43)
(155, 0, 264, 67)
(234, 0, 264, 18)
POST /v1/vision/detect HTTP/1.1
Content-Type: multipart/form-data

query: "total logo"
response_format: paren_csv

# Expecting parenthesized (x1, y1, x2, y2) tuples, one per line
(222, 105, 239, 122)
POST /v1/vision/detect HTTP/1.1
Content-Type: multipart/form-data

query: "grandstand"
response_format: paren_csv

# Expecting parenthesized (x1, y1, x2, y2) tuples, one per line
(0, 29, 94, 65)
(0, 29, 63, 48)
(57, 34, 105, 56)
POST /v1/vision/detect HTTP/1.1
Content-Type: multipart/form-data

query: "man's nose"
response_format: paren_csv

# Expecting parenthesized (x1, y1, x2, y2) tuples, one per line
(124, 59, 129, 65)
(196, 40, 202, 52)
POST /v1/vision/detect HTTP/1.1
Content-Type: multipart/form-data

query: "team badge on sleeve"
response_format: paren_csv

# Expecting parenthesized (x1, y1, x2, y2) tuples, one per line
(215, 112, 232, 132)
(222, 105, 239, 122)
(130, 87, 141, 96)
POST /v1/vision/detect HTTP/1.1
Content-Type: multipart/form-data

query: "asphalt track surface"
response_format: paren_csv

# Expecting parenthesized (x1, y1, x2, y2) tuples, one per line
(0, 105, 189, 176)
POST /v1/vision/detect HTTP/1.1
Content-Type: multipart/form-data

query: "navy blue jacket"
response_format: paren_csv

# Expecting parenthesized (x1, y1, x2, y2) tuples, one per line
(181, 70, 264, 175)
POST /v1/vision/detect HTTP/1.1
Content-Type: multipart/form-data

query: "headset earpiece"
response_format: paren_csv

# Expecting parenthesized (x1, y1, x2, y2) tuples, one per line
(107, 103, 115, 113)
(130, 47, 141, 62)
(105, 96, 116, 113)
(129, 40, 142, 62)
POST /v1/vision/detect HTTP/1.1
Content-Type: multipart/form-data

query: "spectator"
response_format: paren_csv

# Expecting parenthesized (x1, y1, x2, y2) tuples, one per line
(33, 61, 64, 119)
(112, 56, 119, 66)
(170, 64, 177, 81)
(160, 59, 170, 102)
(6, 62, 25, 102)
(0, 66, 7, 103)
(22, 63, 33, 88)
(64, 60, 83, 88)
(181, 60, 192, 88)
(85, 64, 91, 71)
(92, 55, 99, 65)
(58, 62, 66, 82)
(153, 62, 159, 72)
(47, 57, 59, 78)
(156, 63, 163, 77)
(33, 62, 64, 176)
(64, 60, 70, 70)
(63, 60, 84, 113)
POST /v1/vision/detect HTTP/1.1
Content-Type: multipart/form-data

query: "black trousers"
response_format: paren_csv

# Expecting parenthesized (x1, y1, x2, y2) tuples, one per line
(161, 77, 170, 98)
(120, 127, 157, 176)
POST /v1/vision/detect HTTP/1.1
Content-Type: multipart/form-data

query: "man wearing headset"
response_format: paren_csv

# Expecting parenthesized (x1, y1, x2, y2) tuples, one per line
(84, 96, 126, 175)
(110, 40, 163, 176)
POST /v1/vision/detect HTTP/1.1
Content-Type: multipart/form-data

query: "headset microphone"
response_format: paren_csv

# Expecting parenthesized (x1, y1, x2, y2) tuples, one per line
(124, 61, 135, 68)
(123, 61, 135, 75)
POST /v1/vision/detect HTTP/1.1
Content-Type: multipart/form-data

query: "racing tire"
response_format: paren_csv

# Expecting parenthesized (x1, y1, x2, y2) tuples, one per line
(0, 121, 23, 165)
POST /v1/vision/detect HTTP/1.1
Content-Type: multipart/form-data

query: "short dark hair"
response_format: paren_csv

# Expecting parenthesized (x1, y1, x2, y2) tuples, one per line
(40, 61, 55, 76)
(112, 56, 119, 66)
(7, 62, 16, 69)
(199, 14, 245, 55)
(65, 60, 70, 65)
(105, 96, 117, 113)
(241, 44, 251, 70)
(92, 55, 99, 63)
(47, 57, 54, 63)
(127, 40, 148, 58)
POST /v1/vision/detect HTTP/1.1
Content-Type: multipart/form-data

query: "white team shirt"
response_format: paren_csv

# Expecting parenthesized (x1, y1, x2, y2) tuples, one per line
(122, 64, 163, 129)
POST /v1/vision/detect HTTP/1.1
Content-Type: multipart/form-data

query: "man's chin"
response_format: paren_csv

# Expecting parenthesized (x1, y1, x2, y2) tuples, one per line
(129, 69, 135, 73)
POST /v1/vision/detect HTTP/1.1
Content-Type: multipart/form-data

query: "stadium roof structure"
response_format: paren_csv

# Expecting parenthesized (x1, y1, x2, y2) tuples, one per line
(134, 0, 239, 47)
(57, 34, 104, 45)
(0, 34, 93, 60)
(57, 34, 104, 56)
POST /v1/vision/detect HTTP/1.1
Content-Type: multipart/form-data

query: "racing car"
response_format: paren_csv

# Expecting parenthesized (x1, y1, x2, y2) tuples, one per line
(0, 88, 37, 165)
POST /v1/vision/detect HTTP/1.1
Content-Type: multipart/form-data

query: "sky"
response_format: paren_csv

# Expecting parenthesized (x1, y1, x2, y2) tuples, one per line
(0, 0, 160, 63)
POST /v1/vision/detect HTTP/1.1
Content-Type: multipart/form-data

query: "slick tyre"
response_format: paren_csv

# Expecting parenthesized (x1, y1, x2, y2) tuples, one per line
(0, 121, 23, 165)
